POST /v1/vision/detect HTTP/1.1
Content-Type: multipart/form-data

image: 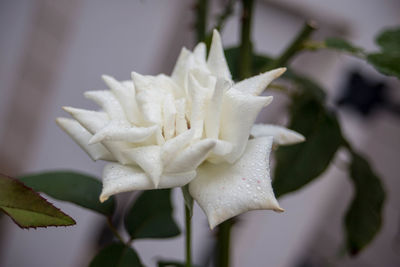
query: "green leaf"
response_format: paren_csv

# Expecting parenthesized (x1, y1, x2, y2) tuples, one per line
(20, 171, 115, 216)
(181, 185, 194, 218)
(157, 262, 184, 267)
(365, 27, 400, 79)
(124, 189, 180, 240)
(325, 38, 364, 55)
(273, 93, 343, 197)
(345, 152, 385, 255)
(158, 261, 200, 267)
(0, 173, 75, 228)
(89, 243, 144, 267)
(367, 52, 400, 79)
(375, 27, 400, 53)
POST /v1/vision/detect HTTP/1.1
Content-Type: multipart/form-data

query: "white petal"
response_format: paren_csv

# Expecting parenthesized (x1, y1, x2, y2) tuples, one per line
(89, 122, 158, 144)
(220, 88, 273, 163)
(84, 90, 126, 121)
(132, 72, 163, 126)
(171, 47, 192, 89)
(251, 124, 305, 145)
(56, 118, 114, 161)
(175, 98, 188, 135)
(161, 129, 194, 165)
(62, 107, 109, 134)
(154, 74, 183, 97)
(205, 78, 232, 139)
(165, 139, 216, 173)
(188, 73, 210, 139)
(100, 163, 196, 202)
(189, 68, 215, 92)
(102, 75, 142, 124)
(62, 106, 137, 164)
(193, 42, 206, 62)
(123, 146, 162, 187)
(189, 137, 283, 229)
(234, 68, 286, 96)
(162, 93, 176, 140)
(207, 29, 231, 80)
(206, 140, 233, 164)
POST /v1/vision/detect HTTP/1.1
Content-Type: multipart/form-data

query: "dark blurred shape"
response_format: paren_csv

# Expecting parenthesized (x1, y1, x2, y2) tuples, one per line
(337, 71, 400, 117)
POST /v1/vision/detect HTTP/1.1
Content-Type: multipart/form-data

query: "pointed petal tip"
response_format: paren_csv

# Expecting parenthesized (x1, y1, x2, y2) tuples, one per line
(55, 117, 67, 126)
(99, 194, 109, 203)
(274, 206, 285, 213)
(131, 71, 144, 81)
(274, 67, 287, 77)
(62, 106, 78, 114)
(101, 75, 117, 87)
(101, 74, 112, 81)
(209, 223, 216, 230)
(264, 95, 273, 106)
(212, 28, 220, 37)
(130, 71, 138, 80)
(83, 91, 96, 99)
(88, 133, 103, 145)
(297, 133, 306, 142)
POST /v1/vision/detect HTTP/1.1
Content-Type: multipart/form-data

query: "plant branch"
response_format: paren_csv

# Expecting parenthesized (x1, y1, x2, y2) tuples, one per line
(215, 0, 236, 32)
(239, 0, 254, 79)
(216, 219, 235, 267)
(267, 21, 318, 70)
(185, 205, 192, 267)
(195, 0, 209, 42)
(106, 216, 126, 245)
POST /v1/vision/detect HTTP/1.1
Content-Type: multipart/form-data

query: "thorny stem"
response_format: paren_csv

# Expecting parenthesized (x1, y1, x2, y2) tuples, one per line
(267, 21, 318, 70)
(195, 0, 209, 42)
(214, 2, 255, 266)
(215, 0, 236, 32)
(185, 205, 192, 267)
(106, 216, 126, 245)
(239, 0, 254, 80)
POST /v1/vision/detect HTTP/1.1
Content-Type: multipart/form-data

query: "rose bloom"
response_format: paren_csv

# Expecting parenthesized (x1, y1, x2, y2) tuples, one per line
(57, 30, 304, 228)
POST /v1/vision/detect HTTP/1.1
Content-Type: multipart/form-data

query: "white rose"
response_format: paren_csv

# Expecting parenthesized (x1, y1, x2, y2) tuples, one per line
(57, 30, 304, 228)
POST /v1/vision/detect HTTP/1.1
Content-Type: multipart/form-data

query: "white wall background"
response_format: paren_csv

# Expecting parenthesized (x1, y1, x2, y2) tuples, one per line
(0, 0, 399, 266)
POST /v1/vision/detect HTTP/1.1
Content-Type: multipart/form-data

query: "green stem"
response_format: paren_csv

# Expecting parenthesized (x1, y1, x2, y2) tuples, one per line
(216, 219, 234, 267)
(185, 205, 192, 267)
(106, 216, 125, 245)
(215, 0, 236, 32)
(267, 21, 318, 70)
(195, 0, 208, 42)
(239, 0, 254, 79)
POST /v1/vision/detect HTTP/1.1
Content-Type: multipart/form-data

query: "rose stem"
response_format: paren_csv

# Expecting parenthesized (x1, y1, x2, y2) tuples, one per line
(188, 1, 209, 266)
(195, 0, 209, 44)
(214, 1, 255, 267)
(106, 216, 126, 245)
(216, 218, 235, 267)
(266, 21, 317, 70)
(185, 205, 192, 267)
(239, 0, 254, 80)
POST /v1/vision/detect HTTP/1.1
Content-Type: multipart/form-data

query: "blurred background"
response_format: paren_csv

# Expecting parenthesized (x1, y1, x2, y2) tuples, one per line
(0, 0, 399, 266)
